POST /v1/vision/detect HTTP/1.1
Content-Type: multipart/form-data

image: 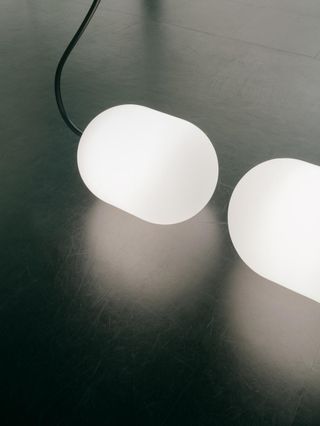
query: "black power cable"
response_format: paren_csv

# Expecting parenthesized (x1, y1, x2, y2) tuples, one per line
(54, 0, 102, 136)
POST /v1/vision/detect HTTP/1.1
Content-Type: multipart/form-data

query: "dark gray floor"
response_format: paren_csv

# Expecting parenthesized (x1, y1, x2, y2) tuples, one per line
(1, 0, 320, 424)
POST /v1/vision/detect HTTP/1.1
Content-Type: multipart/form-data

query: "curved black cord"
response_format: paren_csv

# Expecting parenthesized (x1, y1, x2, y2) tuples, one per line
(54, 0, 102, 136)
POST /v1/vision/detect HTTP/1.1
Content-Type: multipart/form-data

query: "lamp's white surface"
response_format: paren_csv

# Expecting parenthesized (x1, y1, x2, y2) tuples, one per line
(77, 104, 218, 225)
(228, 158, 320, 303)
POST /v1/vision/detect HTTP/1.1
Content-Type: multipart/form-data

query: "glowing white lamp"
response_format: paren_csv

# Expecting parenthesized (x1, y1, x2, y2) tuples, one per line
(77, 104, 218, 225)
(228, 158, 320, 303)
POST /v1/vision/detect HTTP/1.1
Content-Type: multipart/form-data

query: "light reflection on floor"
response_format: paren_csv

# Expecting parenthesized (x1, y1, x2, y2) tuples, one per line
(225, 260, 320, 391)
(83, 200, 221, 306)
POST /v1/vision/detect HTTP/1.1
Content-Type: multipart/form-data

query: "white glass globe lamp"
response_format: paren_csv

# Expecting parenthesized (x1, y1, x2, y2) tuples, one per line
(77, 105, 219, 225)
(228, 158, 320, 303)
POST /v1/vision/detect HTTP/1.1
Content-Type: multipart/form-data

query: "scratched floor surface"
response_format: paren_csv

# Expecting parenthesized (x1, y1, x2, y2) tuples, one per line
(1, 0, 320, 424)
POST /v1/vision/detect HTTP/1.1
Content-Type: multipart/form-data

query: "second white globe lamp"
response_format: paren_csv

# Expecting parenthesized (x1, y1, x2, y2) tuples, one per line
(228, 158, 320, 303)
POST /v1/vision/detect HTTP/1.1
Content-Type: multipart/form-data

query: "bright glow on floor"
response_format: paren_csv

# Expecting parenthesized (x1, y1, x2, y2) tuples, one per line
(84, 201, 220, 306)
(228, 158, 320, 303)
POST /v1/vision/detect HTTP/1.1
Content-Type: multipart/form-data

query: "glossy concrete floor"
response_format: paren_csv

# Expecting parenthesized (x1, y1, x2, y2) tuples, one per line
(1, 0, 320, 424)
